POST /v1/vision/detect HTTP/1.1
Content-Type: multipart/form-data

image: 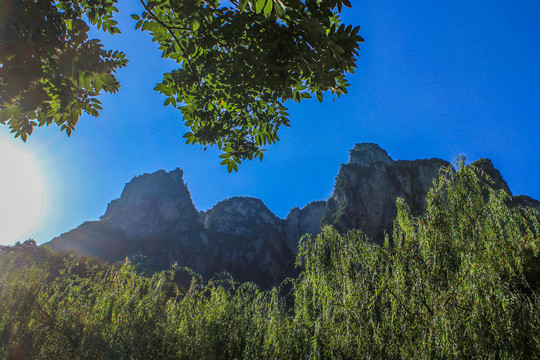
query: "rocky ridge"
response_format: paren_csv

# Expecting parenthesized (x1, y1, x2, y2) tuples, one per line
(46, 144, 540, 287)
(322, 144, 450, 242)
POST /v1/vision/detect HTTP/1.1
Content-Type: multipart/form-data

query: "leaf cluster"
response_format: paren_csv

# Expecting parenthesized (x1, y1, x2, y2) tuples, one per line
(0, 0, 361, 169)
(0, 0, 127, 140)
(138, 0, 363, 170)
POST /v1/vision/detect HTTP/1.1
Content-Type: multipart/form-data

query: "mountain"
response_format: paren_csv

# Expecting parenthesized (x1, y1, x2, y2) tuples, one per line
(46, 169, 304, 287)
(322, 143, 450, 242)
(45, 144, 540, 287)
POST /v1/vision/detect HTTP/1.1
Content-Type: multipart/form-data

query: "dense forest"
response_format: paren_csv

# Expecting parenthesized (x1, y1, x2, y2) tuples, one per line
(1, 162, 539, 359)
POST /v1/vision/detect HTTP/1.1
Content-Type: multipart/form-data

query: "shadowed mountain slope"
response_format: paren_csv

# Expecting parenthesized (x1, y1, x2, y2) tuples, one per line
(46, 144, 539, 286)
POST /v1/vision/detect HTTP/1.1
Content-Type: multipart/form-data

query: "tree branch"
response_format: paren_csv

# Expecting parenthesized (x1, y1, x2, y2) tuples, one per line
(138, 0, 202, 84)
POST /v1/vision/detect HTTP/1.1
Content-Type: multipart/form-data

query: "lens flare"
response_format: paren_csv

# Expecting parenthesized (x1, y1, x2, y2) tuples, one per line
(0, 139, 44, 245)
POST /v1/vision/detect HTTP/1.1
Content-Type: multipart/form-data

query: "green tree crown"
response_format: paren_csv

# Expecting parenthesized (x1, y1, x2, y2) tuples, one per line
(0, 0, 362, 170)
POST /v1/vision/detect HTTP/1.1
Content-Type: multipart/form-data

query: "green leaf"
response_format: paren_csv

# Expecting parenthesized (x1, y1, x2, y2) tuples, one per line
(190, 18, 200, 31)
(84, 75, 92, 89)
(255, 0, 266, 13)
(263, 0, 273, 17)
(78, 72, 85, 88)
(239, 0, 248, 12)
(94, 75, 102, 92)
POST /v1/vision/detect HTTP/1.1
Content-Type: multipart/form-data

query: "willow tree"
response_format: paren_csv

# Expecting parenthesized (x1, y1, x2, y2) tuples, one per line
(295, 161, 540, 358)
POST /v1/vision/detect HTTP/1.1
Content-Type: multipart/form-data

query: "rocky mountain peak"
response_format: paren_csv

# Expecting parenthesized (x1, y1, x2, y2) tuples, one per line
(471, 158, 511, 194)
(201, 197, 282, 237)
(349, 143, 393, 167)
(45, 144, 540, 288)
(324, 150, 450, 242)
(100, 168, 199, 239)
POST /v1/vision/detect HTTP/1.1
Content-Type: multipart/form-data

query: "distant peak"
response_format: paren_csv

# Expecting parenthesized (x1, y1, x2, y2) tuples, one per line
(100, 166, 198, 239)
(121, 167, 186, 196)
(132, 167, 184, 182)
(471, 159, 511, 195)
(206, 196, 274, 215)
(349, 143, 393, 167)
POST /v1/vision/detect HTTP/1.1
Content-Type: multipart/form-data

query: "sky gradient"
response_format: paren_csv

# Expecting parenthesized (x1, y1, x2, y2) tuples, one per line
(2, 0, 539, 244)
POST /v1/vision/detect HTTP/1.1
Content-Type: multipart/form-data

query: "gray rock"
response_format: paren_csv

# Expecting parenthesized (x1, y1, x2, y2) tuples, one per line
(284, 201, 326, 254)
(349, 143, 393, 167)
(323, 143, 449, 242)
(100, 168, 200, 239)
(201, 197, 283, 238)
(44, 144, 540, 287)
(471, 158, 511, 194)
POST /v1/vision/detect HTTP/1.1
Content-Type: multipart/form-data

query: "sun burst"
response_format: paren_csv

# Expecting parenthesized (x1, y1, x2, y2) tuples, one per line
(0, 139, 44, 245)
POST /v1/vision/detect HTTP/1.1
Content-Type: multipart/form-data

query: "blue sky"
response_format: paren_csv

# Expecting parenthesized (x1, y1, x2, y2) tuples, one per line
(2, 0, 540, 244)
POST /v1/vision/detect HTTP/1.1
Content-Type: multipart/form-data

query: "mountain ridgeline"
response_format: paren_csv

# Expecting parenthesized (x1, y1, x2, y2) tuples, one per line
(46, 144, 540, 287)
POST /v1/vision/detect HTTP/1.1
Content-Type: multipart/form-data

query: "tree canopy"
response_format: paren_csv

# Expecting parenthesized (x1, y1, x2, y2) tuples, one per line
(0, 0, 127, 140)
(0, 0, 363, 170)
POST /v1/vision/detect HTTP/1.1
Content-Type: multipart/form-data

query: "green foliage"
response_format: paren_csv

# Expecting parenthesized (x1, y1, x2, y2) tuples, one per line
(1, 163, 539, 358)
(0, 0, 362, 170)
(0, 0, 128, 140)
(141, 0, 363, 169)
(296, 161, 540, 358)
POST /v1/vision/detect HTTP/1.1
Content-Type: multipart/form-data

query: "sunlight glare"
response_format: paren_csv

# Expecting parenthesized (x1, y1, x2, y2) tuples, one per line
(0, 139, 44, 245)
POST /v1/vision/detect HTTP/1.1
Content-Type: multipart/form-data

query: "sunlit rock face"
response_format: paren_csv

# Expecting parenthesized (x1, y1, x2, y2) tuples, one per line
(100, 168, 199, 239)
(323, 143, 449, 242)
(284, 201, 326, 255)
(349, 143, 394, 167)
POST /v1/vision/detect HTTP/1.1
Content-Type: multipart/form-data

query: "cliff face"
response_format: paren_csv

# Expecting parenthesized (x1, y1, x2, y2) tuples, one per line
(199, 197, 294, 287)
(100, 168, 199, 239)
(47, 171, 299, 287)
(284, 201, 326, 255)
(45, 144, 539, 287)
(322, 144, 449, 242)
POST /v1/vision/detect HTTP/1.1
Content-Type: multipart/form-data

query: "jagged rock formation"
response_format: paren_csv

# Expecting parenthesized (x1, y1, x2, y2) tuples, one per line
(322, 144, 450, 242)
(101, 169, 200, 239)
(45, 144, 539, 287)
(47, 170, 307, 287)
(470, 158, 540, 209)
(198, 197, 295, 286)
(284, 201, 326, 255)
(471, 159, 511, 194)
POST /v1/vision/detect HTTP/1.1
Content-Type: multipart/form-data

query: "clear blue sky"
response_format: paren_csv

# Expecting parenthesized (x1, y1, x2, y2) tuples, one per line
(3, 0, 540, 244)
